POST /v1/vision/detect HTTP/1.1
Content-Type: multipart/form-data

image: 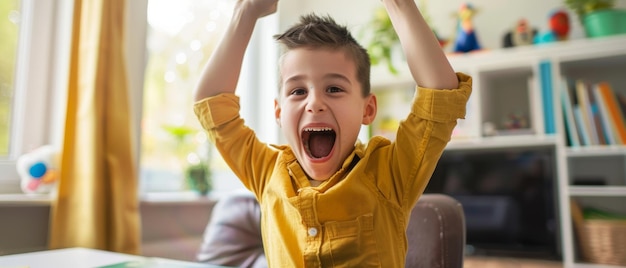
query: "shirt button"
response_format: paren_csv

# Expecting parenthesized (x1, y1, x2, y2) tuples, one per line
(308, 227, 318, 237)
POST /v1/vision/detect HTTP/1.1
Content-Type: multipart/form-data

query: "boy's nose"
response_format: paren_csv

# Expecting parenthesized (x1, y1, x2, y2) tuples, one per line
(306, 94, 326, 113)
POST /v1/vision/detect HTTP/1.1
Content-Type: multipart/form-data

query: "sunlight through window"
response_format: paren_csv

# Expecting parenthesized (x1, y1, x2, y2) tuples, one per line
(141, 0, 233, 193)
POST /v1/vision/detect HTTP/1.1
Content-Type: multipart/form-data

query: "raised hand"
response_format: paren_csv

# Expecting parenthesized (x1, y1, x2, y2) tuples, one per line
(194, 0, 278, 100)
(237, 0, 278, 19)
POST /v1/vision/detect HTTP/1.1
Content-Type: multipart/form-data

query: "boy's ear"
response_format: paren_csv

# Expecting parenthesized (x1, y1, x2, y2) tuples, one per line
(361, 94, 377, 125)
(274, 99, 282, 127)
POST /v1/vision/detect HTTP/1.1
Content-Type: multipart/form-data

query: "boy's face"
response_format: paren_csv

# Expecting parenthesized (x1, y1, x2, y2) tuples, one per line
(275, 48, 377, 182)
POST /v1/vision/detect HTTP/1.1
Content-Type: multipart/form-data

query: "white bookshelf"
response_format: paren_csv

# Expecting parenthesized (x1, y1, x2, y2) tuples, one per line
(371, 34, 626, 268)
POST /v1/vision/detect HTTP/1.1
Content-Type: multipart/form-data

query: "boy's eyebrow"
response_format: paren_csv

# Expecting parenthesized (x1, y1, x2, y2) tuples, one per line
(284, 73, 352, 85)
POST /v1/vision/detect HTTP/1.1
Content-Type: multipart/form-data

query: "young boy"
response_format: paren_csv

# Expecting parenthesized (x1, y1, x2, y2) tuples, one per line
(193, 0, 472, 266)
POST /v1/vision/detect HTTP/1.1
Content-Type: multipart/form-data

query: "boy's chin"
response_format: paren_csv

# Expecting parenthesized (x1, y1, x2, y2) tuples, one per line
(301, 160, 337, 181)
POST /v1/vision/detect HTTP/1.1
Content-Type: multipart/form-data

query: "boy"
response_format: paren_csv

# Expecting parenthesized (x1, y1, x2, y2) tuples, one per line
(193, 0, 472, 266)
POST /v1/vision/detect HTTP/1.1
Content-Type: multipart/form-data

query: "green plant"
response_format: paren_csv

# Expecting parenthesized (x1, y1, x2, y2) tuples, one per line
(163, 124, 213, 195)
(365, 7, 400, 75)
(363, 0, 442, 75)
(565, 0, 615, 22)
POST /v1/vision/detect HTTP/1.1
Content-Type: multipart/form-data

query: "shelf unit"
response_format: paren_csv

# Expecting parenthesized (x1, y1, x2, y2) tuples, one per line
(370, 34, 626, 268)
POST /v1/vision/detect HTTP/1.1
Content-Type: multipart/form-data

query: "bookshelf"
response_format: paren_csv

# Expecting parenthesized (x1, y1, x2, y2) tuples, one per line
(370, 34, 626, 268)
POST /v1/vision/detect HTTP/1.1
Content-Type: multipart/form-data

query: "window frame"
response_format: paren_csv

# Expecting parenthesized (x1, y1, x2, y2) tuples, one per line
(0, 0, 71, 194)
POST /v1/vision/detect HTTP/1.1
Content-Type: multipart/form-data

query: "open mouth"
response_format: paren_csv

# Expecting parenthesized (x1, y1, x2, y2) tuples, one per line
(302, 127, 336, 159)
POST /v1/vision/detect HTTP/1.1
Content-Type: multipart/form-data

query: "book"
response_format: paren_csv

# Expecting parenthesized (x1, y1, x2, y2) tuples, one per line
(560, 78, 580, 147)
(539, 61, 556, 134)
(595, 82, 626, 144)
(573, 106, 591, 146)
(97, 258, 227, 268)
(528, 76, 544, 136)
(617, 92, 626, 120)
(585, 81, 609, 145)
(592, 84, 617, 145)
(575, 80, 599, 145)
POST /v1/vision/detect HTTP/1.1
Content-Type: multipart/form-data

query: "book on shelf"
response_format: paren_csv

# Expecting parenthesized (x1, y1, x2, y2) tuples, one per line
(617, 92, 626, 119)
(592, 83, 617, 145)
(560, 79, 626, 147)
(573, 106, 591, 146)
(575, 80, 601, 145)
(595, 81, 626, 145)
(528, 76, 544, 136)
(584, 80, 611, 145)
(539, 61, 556, 134)
(564, 78, 592, 146)
(560, 77, 580, 147)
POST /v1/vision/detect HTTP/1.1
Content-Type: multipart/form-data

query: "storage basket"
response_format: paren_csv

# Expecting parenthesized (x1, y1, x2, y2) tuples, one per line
(571, 200, 626, 266)
(576, 219, 626, 266)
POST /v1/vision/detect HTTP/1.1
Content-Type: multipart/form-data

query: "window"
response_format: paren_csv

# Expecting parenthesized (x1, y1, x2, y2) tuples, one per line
(139, 0, 279, 194)
(0, 0, 20, 157)
(0, 0, 278, 195)
(140, 0, 234, 193)
(0, 0, 71, 194)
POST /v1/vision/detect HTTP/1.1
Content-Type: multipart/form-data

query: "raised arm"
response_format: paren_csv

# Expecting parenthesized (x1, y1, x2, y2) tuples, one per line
(381, 0, 458, 89)
(194, 0, 278, 101)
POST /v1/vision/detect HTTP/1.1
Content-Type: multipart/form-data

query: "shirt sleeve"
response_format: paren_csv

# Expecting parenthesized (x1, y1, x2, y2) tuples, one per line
(413, 72, 472, 122)
(193, 93, 242, 142)
(389, 72, 472, 208)
(193, 93, 277, 195)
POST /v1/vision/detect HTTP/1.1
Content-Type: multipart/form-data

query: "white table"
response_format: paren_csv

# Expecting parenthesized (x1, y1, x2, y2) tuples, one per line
(0, 247, 222, 268)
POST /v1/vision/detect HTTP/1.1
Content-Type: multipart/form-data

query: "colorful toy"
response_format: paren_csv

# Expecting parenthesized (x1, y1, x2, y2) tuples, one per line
(453, 3, 482, 53)
(534, 9, 571, 44)
(16, 145, 60, 194)
(503, 18, 538, 48)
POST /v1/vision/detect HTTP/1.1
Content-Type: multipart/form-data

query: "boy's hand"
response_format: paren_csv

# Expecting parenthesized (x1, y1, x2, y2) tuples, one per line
(238, 0, 278, 19)
(381, 0, 458, 89)
(194, 0, 278, 100)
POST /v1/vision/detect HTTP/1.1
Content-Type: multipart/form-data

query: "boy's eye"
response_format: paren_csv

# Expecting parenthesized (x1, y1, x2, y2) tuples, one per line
(290, 88, 306, 95)
(327, 86, 343, 93)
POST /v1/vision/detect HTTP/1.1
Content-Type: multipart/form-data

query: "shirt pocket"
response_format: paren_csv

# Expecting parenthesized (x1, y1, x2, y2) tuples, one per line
(325, 214, 381, 267)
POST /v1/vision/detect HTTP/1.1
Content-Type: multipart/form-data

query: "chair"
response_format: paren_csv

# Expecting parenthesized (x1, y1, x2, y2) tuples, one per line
(197, 192, 465, 268)
(405, 194, 466, 268)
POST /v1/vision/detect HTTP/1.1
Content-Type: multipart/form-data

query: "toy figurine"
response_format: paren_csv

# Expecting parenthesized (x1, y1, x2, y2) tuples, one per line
(534, 9, 571, 44)
(453, 3, 482, 53)
(503, 18, 538, 48)
(16, 145, 60, 194)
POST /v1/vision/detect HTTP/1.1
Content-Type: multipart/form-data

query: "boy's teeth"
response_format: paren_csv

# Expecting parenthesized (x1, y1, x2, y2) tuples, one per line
(304, 127, 332, 132)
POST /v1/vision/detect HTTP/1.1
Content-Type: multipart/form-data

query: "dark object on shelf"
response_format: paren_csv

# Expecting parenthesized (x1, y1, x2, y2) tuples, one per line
(426, 147, 560, 260)
(572, 177, 606, 186)
(503, 19, 538, 48)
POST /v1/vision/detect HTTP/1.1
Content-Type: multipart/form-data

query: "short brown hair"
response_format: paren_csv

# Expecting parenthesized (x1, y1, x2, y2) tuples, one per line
(274, 14, 371, 96)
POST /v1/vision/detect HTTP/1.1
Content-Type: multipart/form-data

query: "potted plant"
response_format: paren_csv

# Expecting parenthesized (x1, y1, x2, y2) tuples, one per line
(163, 124, 213, 196)
(564, 0, 626, 37)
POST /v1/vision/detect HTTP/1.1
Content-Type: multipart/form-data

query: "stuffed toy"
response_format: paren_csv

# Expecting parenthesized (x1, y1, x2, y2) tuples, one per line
(16, 145, 60, 194)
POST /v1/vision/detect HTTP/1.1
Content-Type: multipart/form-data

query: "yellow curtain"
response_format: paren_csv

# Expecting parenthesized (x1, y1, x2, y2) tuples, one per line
(49, 0, 140, 254)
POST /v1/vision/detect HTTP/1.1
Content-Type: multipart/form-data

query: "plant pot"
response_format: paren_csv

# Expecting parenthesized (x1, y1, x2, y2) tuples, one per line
(583, 9, 626, 38)
(186, 163, 212, 196)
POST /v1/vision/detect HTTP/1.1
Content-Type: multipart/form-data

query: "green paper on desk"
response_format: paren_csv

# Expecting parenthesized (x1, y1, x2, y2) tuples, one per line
(98, 258, 229, 268)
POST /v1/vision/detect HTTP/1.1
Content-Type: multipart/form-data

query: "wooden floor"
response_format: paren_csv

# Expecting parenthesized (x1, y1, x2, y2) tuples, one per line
(464, 256, 563, 268)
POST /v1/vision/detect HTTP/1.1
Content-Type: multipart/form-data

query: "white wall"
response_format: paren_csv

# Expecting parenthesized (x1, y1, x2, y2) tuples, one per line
(277, 0, 626, 52)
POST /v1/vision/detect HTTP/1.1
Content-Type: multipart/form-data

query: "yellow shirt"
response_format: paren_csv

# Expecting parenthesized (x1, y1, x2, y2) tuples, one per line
(194, 73, 472, 267)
